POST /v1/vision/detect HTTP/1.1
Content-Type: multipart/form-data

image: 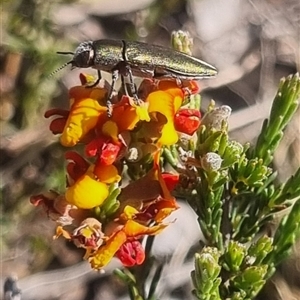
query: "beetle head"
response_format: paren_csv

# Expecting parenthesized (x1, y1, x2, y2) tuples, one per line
(51, 41, 95, 77)
(71, 41, 95, 68)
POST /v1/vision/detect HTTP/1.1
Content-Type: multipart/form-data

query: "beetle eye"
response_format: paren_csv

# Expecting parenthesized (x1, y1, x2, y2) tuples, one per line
(73, 50, 93, 68)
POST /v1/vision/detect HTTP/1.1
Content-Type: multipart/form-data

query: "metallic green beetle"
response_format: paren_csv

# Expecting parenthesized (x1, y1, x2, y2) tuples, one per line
(58, 39, 217, 81)
(57, 39, 217, 113)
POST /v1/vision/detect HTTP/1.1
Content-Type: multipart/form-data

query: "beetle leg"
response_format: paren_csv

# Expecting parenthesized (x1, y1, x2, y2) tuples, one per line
(124, 64, 140, 105)
(107, 69, 119, 116)
(95, 70, 102, 86)
(121, 75, 130, 96)
(114, 61, 140, 105)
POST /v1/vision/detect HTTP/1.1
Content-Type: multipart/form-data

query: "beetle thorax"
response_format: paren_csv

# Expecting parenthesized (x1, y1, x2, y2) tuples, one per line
(72, 41, 95, 68)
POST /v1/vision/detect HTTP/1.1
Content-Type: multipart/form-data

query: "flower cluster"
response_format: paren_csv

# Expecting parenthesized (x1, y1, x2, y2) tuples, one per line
(30, 73, 201, 270)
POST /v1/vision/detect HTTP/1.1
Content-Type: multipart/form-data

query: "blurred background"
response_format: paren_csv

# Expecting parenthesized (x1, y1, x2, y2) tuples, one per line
(1, 0, 299, 299)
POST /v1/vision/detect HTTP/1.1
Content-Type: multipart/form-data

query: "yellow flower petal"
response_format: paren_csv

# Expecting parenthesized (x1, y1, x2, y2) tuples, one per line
(159, 121, 178, 145)
(65, 172, 109, 209)
(89, 230, 127, 269)
(147, 90, 183, 145)
(54, 226, 71, 240)
(134, 101, 150, 122)
(102, 120, 119, 142)
(123, 220, 167, 236)
(154, 207, 176, 223)
(61, 98, 106, 147)
(120, 205, 139, 221)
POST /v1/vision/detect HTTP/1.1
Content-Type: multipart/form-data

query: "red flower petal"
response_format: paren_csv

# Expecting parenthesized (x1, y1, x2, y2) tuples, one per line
(85, 137, 106, 157)
(116, 240, 145, 267)
(49, 117, 67, 134)
(65, 151, 90, 181)
(174, 108, 201, 135)
(100, 142, 121, 165)
(162, 173, 180, 191)
(44, 108, 69, 118)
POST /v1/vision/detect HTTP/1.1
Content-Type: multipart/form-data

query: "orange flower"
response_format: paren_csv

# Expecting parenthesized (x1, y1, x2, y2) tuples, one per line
(88, 206, 168, 270)
(112, 96, 148, 131)
(33, 74, 193, 272)
(60, 86, 107, 147)
(84, 96, 149, 166)
(72, 218, 105, 259)
(87, 154, 178, 270)
(93, 163, 121, 184)
(146, 81, 185, 145)
(65, 168, 109, 209)
(65, 152, 120, 209)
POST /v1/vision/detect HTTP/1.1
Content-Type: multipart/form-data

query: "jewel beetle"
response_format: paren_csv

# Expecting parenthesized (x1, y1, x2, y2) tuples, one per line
(55, 39, 217, 112)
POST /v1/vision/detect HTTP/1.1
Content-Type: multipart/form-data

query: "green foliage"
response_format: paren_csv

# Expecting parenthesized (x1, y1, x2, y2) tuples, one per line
(175, 73, 300, 299)
(253, 74, 300, 165)
(192, 248, 222, 300)
(95, 184, 121, 222)
(264, 198, 300, 271)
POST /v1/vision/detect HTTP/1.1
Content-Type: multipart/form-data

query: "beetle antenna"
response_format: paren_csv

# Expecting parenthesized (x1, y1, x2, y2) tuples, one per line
(57, 51, 75, 55)
(49, 60, 73, 77)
